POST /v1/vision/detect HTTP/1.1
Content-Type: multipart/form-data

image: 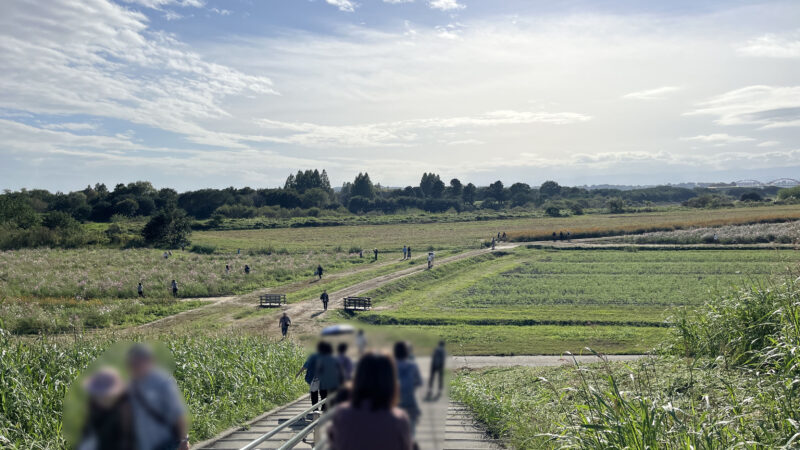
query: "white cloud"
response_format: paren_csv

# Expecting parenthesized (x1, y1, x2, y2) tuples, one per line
(680, 133, 755, 145)
(123, 0, 205, 9)
(447, 139, 484, 146)
(255, 110, 591, 147)
(383, 0, 414, 3)
(0, 0, 276, 150)
(758, 140, 781, 147)
(686, 85, 800, 128)
(622, 86, 682, 101)
(42, 122, 99, 131)
(326, 0, 356, 12)
(209, 7, 231, 15)
(428, 0, 464, 11)
(738, 32, 800, 58)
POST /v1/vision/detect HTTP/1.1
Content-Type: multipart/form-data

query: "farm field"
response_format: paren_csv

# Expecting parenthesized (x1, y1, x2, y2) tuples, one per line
(599, 219, 800, 245)
(353, 247, 800, 354)
(0, 247, 374, 300)
(192, 204, 800, 253)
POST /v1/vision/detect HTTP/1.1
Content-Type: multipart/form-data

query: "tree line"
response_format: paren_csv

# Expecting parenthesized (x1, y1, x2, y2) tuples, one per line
(0, 169, 790, 250)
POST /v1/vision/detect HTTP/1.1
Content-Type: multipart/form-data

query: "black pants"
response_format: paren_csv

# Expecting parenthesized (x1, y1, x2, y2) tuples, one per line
(323, 301, 328, 310)
(429, 365, 444, 392)
(138, 292, 144, 298)
(310, 389, 329, 411)
(172, 289, 178, 297)
(281, 326, 288, 337)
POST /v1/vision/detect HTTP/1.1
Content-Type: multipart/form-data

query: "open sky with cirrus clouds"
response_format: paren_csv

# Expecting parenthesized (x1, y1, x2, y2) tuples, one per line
(1, 0, 799, 191)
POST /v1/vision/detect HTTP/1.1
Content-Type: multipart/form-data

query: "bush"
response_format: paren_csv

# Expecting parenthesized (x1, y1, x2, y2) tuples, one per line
(544, 205, 560, 217)
(190, 244, 216, 254)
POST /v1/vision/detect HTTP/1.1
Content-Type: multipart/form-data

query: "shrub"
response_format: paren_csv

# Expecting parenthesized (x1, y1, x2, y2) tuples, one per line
(190, 244, 216, 254)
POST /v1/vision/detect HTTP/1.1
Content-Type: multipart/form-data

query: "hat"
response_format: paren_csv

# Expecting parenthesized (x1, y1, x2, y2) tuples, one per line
(84, 367, 125, 401)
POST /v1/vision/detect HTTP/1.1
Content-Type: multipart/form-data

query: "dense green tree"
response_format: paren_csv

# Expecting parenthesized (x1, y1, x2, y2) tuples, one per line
(420, 173, 445, 198)
(540, 180, 561, 198)
(351, 173, 375, 199)
(447, 178, 463, 199)
(487, 180, 506, 202)
(462, 183, 477, 205)
(142, 209, 192, 248)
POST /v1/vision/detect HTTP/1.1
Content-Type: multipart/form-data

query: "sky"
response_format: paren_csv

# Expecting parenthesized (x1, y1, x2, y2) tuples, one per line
(1, 0, 799, 192)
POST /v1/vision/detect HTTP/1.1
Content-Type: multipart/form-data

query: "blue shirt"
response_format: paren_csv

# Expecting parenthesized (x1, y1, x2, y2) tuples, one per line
(130, 369, 186, 450)
(303, 354, 319, 385)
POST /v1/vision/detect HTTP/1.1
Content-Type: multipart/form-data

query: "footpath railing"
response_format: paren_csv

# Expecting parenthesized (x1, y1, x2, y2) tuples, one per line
(239, 397, 330, 450)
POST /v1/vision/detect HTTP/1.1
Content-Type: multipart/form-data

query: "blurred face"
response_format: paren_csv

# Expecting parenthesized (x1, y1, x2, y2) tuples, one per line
(128, 357, 153, 379)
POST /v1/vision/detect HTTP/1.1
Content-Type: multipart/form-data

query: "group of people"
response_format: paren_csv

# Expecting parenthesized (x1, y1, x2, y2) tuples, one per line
(401, 245, 412, 260)
(490, 231, 508, 250)
(78, 344, 189, 450)
(552, 231, 572, 242)
(296, 336, 447, 449)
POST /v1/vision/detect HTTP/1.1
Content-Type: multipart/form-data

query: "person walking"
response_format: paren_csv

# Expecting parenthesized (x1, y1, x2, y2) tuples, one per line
(337, 343, 354, 381)
(402, 245, 407, 260)
(127, 344, 190, 450)
(315, 342, 342, 411)
(552, 232, 557, 242)
(559, 231, 564, 241)
(320, 290, 329, 311)
(279, 313, 291, 338)
(394, 342, 422, 436)
(373, 248, 379, 261)
(406, 246, 411, 259)
(327, 353, 413, 450)
(171, 280, 178, 298)
(137, 282, 144, 298)
(567, 231, 571, 242)
(225, 264, 230, 275)
(317, 264, 324, 280)
(356, 329, 367, 356)
(296, 343, 322, 409)
(491, 237, 496, 250)
(427, 341, 446, 398)
(244, 264, 251, 275)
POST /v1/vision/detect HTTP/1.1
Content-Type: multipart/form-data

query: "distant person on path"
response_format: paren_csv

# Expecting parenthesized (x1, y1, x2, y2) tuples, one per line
(237, 248, 241, 255)
(279, 313, 291, 338)
(394, 342, 422, 436)
(317, 264, 324, 280)
(427, 252, 435, 269)
(491, 237, 496, 250)
(337, 343, 354, 381)
(163, 251, 169, 259)
(137, 282, 144, 298)
(356, 329, 367, 356)
(406, 246, 411, 259)
(502, 232, 507, 241)
(567, 231, 572, 242)
(244, 264, 250, 275)
(427, 341, 446, 398)
(171, 280, 178, 298)
(320, 290, 329, 311)
(559, 231, 564, 241)
(497, 232, 501, 241)
(127, 344, 189, 450)
(402, 245, 407, 260)
(552, 232, 557, 242)
(373, 248, 379, 261)
(327, 353, 413, 450)
(225, 264, 230, 274)
(359, 250, 363, 258)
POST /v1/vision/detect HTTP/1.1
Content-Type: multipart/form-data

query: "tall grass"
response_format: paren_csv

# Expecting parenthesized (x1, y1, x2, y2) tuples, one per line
(0, 329, 308, 449)
(452, 275, 800, 448)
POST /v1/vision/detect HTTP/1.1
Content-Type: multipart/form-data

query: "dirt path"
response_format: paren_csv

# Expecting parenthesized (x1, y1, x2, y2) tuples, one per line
(254, 244, 520, 339)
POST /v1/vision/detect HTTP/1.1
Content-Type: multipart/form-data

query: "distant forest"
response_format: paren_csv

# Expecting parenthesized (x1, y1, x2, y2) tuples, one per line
(1, 169, 798, 250)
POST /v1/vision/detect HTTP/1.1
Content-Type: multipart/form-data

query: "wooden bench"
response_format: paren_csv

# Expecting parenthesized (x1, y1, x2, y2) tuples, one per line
(259, 294, 286, 308)
(343, 296, 372, 311)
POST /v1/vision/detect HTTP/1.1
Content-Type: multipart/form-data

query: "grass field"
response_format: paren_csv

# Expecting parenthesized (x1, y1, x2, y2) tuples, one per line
(192, 205, 800, 253)
(351, 247, 800, 354)
(452, 274, 800, 448)
(600, 219, 800, 245)
(0, 247, 373, 300)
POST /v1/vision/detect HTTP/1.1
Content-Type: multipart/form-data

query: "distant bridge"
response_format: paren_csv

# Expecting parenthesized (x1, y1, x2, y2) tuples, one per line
(730, 178, 800, 188)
